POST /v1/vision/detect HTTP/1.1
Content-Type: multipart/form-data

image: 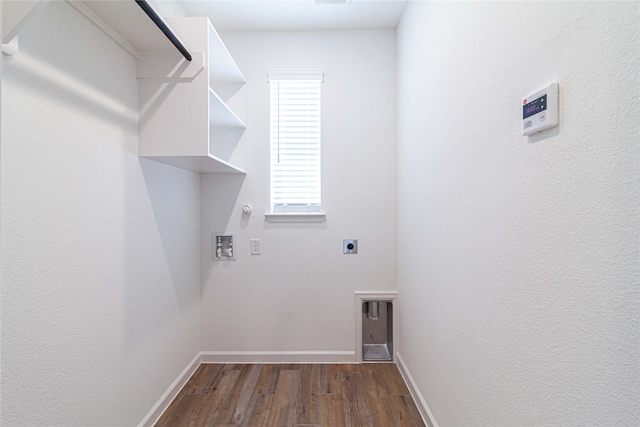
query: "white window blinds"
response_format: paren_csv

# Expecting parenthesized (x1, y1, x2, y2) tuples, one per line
(269, 71, 323, 213)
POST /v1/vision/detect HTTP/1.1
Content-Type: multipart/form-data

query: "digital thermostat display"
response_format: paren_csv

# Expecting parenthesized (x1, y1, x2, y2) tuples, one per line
(523, 95, 547, 119)
(522, 82, 558, 136)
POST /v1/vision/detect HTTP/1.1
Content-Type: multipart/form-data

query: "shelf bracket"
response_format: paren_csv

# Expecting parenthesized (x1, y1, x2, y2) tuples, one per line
(2, 0, 50, 56)
(2, 36, 19, 57)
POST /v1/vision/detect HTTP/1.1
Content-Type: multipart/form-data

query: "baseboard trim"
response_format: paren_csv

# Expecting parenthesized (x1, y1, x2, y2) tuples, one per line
(200, 350, 357, 364)
(138, 353, 202, 427)
(396, 353, 439, 427)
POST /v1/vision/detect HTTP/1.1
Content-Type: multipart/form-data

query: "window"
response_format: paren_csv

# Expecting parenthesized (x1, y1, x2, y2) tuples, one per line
(268, 71, 323, 214)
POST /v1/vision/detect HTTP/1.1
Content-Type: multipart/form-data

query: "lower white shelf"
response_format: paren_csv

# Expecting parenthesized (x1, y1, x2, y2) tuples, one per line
(141, 154, 245, 174)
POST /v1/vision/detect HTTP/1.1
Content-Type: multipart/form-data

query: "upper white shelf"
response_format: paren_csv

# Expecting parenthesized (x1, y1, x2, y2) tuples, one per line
(137, 16, 248, 174)
(78, 0, 185, 56)
(60, 6, 249, 175)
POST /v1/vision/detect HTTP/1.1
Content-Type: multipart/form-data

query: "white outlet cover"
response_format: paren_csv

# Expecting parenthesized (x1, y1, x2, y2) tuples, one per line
(250, 239, 261, 255)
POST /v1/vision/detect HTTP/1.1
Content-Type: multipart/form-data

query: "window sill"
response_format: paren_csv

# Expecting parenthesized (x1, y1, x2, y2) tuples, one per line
(264, 213, 326, 223)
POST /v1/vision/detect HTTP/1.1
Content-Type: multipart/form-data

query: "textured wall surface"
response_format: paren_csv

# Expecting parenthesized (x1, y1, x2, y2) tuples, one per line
(1, 3, 201, 425)
(200, 30, 397, 352)
(397, 2, 639, 426)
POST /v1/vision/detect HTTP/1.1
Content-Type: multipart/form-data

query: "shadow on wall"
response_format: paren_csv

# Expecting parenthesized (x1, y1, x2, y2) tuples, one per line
(201, 173, 246, 232)
(139, 79, 181, 129)
(201, 173, 246, 272)
(528, 125, 560, 144)
(3, 46, 137, 132)
(122, 158, 200, 348)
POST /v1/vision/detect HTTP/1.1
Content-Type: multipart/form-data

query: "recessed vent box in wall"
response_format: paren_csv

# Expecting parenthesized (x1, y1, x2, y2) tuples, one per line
(355, 292, 397, 363)
(362, 301, 393, 361)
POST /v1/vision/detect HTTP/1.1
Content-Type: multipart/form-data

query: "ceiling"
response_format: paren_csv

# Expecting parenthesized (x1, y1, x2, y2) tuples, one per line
(178, 0, 408, 31)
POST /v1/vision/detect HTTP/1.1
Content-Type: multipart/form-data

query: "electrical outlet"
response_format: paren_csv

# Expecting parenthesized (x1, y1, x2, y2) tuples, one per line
(250, 239, 261, 255)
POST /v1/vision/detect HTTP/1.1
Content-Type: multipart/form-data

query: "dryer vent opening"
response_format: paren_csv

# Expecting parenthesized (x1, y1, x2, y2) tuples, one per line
(362, 300, 393, 361)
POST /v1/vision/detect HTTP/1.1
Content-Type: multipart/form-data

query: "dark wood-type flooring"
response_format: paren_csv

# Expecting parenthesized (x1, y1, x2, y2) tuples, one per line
(155, 363, 426, 427)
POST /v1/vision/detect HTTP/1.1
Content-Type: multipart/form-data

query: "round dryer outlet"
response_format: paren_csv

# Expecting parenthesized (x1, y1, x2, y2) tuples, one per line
(343, 239, 358, 254)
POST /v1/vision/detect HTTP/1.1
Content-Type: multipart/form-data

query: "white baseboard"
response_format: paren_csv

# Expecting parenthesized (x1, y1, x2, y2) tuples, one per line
(200, 350, 356, 364)
(137, 353, 202, 427)
(396, 353, 439, 427)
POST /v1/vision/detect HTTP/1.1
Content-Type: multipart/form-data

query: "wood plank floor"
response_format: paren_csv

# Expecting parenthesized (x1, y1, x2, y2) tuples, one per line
(155, 363, 426, 427)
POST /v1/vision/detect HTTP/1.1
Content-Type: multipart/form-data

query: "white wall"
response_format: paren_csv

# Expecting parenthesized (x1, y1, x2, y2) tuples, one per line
(397, 2, 639, 426)
(149, 0, 189, 18)
(0, 6, 3, 424)
(200, 30, 397, 354)
(1, 3, 201, 425)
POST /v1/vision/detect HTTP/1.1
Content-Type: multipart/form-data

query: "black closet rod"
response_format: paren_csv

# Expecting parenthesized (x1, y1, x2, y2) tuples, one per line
(135, 0, 192, 61)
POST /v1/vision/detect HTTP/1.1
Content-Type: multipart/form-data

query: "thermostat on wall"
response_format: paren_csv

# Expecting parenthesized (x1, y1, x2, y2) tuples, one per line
(522, 82, 558, 136)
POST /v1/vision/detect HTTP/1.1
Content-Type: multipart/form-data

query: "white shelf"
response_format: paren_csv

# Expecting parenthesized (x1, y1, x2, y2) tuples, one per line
(136, 16, 247, 174)
(79, 0, 183, 54)
(209, 88, 246, 128)
(57, 4, 246, 175)
(141, 155, 245, 174)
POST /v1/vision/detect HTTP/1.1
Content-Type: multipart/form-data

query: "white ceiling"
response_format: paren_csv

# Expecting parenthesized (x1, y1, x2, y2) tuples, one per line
(178, 0, 408, 31)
